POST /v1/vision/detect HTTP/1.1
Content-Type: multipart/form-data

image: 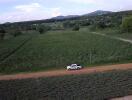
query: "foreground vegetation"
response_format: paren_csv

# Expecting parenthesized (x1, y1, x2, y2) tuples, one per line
(0, 70, 132, 100)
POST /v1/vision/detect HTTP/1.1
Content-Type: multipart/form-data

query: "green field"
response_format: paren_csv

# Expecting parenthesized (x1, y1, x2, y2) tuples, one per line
(0, 70, 132, 100)
(0, 29, 132, 74)
(0, 35, 32, 62)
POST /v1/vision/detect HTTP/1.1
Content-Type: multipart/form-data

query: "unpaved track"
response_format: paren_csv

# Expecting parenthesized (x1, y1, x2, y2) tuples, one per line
(92, 32, 132, 44)
(0, 63, 132, 80)
(110, 95, 132, 100)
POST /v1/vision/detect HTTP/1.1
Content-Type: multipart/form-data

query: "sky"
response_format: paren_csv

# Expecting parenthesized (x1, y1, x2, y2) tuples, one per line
(0, 0, 132, 23)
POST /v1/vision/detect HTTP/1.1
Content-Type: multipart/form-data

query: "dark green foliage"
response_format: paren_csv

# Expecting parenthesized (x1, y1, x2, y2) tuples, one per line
(72, 24, 80, 31)
(0, 70, 132, 100)
(0, 29, 6, 40)
(38, 27, 44, 34)
(37, 24, 51, 34)
(97, 21, 107, 29)
(89, 21, 107, 31)
(10, 29, 22, 37)
(80, 20, 91, 26)
(31, 24, 37, 30)
(63, 21, 76, 28)
(121, 16, 132, 33)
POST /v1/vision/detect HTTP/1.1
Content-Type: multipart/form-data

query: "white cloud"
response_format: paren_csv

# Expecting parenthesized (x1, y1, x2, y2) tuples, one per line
(15, 3, 41, 13)
(0, 3, 46, 22)
(0, 2, 62, 23)
(0, 0, 17, 3)
(68, 0, 101, 4)
(0, 0, 132, 23)
(51, 8, 61, 17)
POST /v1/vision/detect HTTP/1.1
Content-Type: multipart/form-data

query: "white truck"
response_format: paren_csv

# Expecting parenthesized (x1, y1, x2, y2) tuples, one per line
(67, 64, 82, 70)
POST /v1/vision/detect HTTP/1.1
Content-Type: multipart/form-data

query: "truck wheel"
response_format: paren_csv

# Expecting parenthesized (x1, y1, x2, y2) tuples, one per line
(77, 67, 80, 70)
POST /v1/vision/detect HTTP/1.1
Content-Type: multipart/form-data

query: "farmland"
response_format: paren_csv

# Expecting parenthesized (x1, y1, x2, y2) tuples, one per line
(0, 3, 132, 100)
(0, 29, 132, 74)
(0, 70, 132, 100)
(0, 34, 32, 62)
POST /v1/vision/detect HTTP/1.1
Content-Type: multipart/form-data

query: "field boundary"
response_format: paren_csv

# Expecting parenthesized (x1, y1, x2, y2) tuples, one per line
(92, 32, 132, 44)
(0, 37, 32, 64)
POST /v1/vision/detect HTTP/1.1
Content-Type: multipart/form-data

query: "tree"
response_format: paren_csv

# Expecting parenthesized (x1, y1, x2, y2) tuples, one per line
(121, 16, 132, 32)
(0, 29, 6, 40)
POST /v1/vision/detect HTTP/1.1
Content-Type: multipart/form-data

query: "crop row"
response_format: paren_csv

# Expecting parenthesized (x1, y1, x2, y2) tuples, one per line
(0, 70, 132, 100)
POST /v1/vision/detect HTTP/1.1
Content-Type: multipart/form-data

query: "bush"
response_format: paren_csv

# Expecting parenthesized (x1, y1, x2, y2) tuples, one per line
(37, 25, 51, 34)
(89, 21, 107, 31)
(72, 24, 80, 31)
(10, 30, 22, 37)
(63, 21, 76, 29)
(121, 16, 132, 33)
(0, 29, 6, 40)
(80, 20, 90, 26)
(38, 27, 44, 34)
(97, 21, 107, 29)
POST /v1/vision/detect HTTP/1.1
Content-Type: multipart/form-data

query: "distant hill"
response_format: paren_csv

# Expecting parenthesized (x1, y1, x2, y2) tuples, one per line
(83, 10, 112, 16)
(1, 10, 132, 25)
(52, 15, 79, 20)
(52, 10, 112, 20)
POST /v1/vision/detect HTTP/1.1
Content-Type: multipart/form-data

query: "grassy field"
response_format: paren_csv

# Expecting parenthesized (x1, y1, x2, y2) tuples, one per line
(0, 35, 31, 62)
(0, 70, 132, 100)
(0, 29, 132, 74)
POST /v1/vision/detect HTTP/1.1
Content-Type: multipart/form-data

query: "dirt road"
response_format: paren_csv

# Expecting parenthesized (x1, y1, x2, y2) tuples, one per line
(92, 32, 132, 44)
(0, 63, 132, 81)
(110, 95, 132, 100)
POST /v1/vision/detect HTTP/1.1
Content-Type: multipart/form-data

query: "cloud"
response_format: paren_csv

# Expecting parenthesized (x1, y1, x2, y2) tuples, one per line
(0, 0, 132, 23)
(68, 0, 96, 4)
(67, 0, 102, 5)
(51, 8, 61, 17)
(15, 3, 41, 13)
(67, 0, 132, 8)
(0, 2, 62, 23)
(0, 3, 47, 22)
(0, 0, 17, 3)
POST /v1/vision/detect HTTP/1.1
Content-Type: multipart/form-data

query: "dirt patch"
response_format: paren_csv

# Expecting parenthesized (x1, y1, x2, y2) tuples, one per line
(0, 63, 132, 80)
(110, 95, 132, 100)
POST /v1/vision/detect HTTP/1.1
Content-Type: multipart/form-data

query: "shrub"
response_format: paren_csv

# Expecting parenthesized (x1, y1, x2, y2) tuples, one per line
(37, 25, 51, 34)
(80, 20, 90, 26)
(10, 29, 22, 37)
(0, 29, 6, 40)
(38, 27, 44, 34)
(97, 21, 107, 29)
(72, 24, 80, 31)
(121, 16, 132, 33)
(63, 21, 76, 28)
